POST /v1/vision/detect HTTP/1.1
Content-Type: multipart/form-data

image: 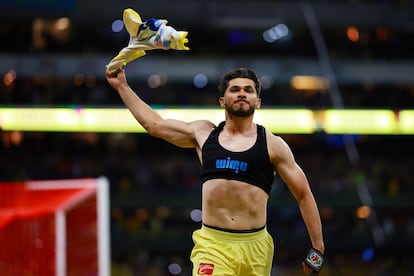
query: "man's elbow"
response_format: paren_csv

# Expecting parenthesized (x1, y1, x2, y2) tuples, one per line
(296, 188, 314, 204)
(143, 121, 162, 137)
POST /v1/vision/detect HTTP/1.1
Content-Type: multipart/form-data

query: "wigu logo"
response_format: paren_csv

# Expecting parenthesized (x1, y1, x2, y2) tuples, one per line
(215, 157, 248, 173)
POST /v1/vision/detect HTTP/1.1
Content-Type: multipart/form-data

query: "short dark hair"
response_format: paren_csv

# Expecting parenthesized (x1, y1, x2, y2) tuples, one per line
(218, 68, 262, 97)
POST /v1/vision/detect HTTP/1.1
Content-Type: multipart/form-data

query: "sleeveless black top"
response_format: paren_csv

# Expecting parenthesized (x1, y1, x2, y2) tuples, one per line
(200, 122, 275, 194)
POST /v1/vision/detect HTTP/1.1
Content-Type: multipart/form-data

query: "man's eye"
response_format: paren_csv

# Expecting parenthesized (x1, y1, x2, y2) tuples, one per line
(228, 86, 254, 93)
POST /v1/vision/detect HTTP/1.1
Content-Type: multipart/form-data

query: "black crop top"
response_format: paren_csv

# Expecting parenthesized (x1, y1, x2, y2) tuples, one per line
(200, 121, 275, 194)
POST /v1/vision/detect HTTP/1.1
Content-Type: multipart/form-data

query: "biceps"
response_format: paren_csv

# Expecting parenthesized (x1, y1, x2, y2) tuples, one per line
(278, 163, 310, 200)
(151, 119, 197, 148)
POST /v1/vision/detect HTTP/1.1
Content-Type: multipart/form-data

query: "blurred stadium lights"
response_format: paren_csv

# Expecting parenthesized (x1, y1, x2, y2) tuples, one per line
(3, 70, 16, 87)
(263, 23, 290, 43)
(400, 110, 414, 134)
(147, 72, 168, 88)
(2, 55, 414, 83)
(355, 205, 371, 219)
(111, 20, 124, 33)
(290, 75, 329, 92)
(147, 74, 163, 88)
(55, 17, 70, 31)
(361, 248, 375, 262)
(0, 107, 413, 135)
(32, 17, 71, 51)
(347, 26, 360, 42)
(193, 74, 208, 89)
(190, 209, 202, 222)
(168, 263, 182, 275)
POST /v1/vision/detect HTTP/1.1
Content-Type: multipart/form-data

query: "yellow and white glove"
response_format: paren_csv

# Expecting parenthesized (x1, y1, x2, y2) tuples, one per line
(107, 8, 190, 73)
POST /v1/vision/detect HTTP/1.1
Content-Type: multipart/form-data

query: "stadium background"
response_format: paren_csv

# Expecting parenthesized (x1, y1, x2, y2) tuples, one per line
(0, 0, 413, 275)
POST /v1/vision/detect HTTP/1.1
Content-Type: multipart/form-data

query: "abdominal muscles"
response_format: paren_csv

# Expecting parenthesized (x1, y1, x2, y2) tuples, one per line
(201, 179, 268, 230)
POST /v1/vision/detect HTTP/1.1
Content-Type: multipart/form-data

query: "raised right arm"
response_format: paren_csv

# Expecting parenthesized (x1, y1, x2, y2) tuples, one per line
(105, 68, 214, 148)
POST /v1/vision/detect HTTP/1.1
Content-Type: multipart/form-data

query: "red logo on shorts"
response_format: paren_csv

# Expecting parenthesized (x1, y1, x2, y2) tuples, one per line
(197, 263, 215, 275)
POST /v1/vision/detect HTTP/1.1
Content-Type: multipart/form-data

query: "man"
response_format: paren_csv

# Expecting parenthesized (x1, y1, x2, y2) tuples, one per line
(106, 67, 325, 275)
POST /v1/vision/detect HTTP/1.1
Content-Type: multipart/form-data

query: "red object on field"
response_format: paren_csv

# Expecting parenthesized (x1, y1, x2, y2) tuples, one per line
(0, 180, 99, 275)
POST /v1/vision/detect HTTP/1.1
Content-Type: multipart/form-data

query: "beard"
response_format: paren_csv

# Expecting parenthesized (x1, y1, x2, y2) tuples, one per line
(225, 101, 256, 117)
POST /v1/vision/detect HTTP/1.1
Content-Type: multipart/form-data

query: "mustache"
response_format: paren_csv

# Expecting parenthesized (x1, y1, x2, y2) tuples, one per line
(234, 99, 250, 104)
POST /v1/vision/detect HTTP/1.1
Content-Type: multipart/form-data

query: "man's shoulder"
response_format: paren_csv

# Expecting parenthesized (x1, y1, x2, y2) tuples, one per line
(190, 119, 216, 130)
(190, 119, 216, 137)
(265, 131, 291, 155)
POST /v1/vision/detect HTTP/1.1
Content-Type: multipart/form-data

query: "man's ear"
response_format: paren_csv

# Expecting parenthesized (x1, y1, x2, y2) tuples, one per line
(219, 97, 226, 107)
(255, 98, 262, 108)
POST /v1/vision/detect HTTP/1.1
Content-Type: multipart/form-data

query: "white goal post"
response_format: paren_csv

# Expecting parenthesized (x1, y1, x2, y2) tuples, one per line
(0, 177, 111, 276)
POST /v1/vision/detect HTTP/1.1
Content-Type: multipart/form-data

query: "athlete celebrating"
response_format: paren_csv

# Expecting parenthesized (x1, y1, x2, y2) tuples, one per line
(106, 67, 325, 275)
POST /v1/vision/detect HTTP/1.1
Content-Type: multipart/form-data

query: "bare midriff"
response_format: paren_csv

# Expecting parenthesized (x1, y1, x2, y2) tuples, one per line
(201, 178, 269, 231)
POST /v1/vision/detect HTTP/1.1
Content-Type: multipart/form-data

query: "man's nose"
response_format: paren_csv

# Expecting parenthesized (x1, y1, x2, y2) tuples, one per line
(237, 90, 247, 97)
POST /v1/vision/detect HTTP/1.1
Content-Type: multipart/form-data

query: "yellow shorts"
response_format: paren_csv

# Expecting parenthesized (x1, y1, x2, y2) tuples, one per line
(190, 224, 274, 276)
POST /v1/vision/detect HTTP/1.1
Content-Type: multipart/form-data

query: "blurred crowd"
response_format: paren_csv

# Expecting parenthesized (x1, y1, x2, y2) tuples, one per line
(0, 73, 413, 276)
(1, 127, 413, 275)
(1, 2, 414, 273)
(1, 64, 413, 276)
(1, 76, 414, 109)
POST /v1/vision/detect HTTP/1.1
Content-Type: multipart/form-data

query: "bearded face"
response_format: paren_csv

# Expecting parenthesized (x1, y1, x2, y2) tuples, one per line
(220, 78, 261, 118)
(225, 99, 256, 117)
